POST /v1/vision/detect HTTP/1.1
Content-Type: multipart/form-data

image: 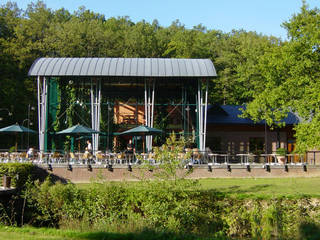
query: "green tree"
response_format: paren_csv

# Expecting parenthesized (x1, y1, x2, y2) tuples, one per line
(244, 2, 320, 152)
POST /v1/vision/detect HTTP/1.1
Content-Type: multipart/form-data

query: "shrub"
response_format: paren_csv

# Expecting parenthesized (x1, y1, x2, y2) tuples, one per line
(0, 163, 35, 188)
(276, 148, 287, 155)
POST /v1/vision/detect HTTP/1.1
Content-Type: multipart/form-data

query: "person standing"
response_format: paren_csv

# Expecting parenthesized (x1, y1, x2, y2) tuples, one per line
(87, 140, 92, 154)
(126, 139, 134, 154)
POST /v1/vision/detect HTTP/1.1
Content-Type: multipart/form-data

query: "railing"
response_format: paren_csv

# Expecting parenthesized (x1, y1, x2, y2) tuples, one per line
(0, 150, 317, 166)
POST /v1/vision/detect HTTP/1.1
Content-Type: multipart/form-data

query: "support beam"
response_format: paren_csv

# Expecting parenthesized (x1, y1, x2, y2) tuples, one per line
(91, 79, 101, 154)
(144, 79, 156, 152)
(203, 79, 208, 151)
(197, 79, 208, 152)
(37, 76, 48, 158)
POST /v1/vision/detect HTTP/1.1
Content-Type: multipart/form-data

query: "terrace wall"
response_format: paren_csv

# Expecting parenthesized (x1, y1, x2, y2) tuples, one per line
(37, 165, 320, 183)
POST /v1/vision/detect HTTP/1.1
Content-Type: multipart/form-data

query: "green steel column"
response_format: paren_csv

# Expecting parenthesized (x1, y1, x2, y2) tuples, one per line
(47, 77, 59, 152)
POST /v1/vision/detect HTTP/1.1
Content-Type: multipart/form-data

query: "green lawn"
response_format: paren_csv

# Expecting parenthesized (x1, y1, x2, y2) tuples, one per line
(197, 177, 320, 198)
(77, 177, 320, 199)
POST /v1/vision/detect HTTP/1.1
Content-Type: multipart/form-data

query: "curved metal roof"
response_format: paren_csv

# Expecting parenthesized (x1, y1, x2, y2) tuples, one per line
(28, 58, 217, 77)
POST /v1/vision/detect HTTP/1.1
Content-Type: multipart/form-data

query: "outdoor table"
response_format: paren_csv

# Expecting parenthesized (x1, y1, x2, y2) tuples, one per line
(208, 153, 219, 165)
(236, 154, 256, 164)
(236, 154, 248, 164)
(106, 153, 116, 164)
(260, 154, 277, 164)
(219, 154, 230, 164)
(286, 154, 303, 164)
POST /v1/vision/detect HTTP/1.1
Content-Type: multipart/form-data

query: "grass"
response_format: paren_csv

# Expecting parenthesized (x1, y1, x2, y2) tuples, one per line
(198, 177, 320, 198)
(77, 177, 320, 199)
(0, 226, 210, 240)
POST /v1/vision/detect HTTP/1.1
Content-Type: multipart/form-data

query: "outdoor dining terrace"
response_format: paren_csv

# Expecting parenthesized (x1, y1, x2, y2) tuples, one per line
(0, 149, 313, 168)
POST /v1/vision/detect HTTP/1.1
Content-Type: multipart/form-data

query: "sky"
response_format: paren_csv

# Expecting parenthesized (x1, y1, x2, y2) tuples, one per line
(3, 0, 320, 40)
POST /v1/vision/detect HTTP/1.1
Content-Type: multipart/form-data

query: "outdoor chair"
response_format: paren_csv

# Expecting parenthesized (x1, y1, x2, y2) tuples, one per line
(8, 152, 16, 162)
(192, 148, 202, 164)
(147, 152, 156, 165)
(116, 152, 125, 164)
(95, 152, 105, 165)
(52, 152, 63, 163)
(36, 153, 47, 164)
(19, 152, 27, 162)
(82, 152, 92, 164)
(69, 152, 77, 164)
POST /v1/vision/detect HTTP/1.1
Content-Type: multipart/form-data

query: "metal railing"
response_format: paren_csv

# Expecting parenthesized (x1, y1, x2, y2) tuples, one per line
(0, 149, 316, 166)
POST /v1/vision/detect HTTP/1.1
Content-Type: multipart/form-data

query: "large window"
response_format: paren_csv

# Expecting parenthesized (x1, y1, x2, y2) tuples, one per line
(208, 137, 221, 152)
(249, 137, 264, 154)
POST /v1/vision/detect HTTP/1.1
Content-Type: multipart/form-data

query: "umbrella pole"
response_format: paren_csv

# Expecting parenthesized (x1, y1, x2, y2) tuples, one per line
(15, 133, 18, 152)
(78, 134, 80, 161)
(143, 136, 145, 154)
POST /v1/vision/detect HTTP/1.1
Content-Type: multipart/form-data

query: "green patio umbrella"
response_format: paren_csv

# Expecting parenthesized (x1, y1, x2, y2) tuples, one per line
(56, 124, 101, 152)
(119, 125, 163, 136)
(0, 123, 37, 151)
(119, 125, 163, 153)
(56, 124, 100, 135)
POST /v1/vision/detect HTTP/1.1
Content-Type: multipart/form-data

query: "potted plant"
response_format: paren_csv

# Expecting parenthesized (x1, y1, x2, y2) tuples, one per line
(276, 148, 287, 164)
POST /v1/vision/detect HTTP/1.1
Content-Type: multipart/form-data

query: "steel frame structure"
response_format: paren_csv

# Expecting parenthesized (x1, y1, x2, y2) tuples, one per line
(31, 58, 216, 155)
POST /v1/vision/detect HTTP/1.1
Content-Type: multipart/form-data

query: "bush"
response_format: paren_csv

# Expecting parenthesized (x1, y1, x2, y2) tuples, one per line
(0, 163, 35, 188)
(276, 148, 287, 155)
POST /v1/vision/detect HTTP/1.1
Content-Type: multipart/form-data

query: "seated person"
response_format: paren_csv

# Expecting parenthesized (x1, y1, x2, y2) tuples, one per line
(27, 147, 35, 158)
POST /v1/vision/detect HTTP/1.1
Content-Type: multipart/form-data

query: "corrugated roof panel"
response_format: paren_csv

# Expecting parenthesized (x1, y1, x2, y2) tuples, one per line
(57, 58, 71, 75)
(164, 59, 173, 76)
(172, 59, 181, 77)
(48, 58, 60, 75)
(178, 59, 188, 76)
(184, 59, 194, 76)
(123, 58, 131, 76)
(130, 58, 138, 76)
(108, 58, 118, 75)
(144, 58, 151, 76)
(65, 58, 79, 75)
(95, 58, 105, 75)
(37, 58, 55, 76)
(28, 57, 217, 77)
(28, 58, 41, 75)
(151, 59, 159, 76)
(86, 58, 99, 75)
(80, 58, 91, 75)
(198, 59, 208, 76)
(115, 58, 125, 76)
(158, 59, 166, 76)
(191, 60, 201, 76)
(137, 58, 145, 76)
(205, 59, 216, 76)
(74, 58, 86, 75)
(100, 58, 112, 75)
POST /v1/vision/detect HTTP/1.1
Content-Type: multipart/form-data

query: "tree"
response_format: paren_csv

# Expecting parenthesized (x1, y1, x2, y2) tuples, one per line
(244, 2, 320, 152)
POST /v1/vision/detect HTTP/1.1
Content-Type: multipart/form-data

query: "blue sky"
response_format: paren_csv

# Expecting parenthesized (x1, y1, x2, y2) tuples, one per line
(5, 0, 320, 39)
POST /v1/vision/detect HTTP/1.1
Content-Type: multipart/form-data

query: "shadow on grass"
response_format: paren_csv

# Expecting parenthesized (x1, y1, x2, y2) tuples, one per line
(299, 222, 320, 240)
(221, 184, 273, 195)
(74, 229, 225, 240)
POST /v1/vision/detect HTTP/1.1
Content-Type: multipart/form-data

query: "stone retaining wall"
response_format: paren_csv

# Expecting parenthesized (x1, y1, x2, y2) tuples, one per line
(35, 164, 320, 183)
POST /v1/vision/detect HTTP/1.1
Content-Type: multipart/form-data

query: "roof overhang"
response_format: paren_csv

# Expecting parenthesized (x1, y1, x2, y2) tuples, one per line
(28, 57, 217, 78)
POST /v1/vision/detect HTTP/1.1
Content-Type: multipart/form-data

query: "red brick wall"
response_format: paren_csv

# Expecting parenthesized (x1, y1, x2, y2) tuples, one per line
(37, 165, 320, 183)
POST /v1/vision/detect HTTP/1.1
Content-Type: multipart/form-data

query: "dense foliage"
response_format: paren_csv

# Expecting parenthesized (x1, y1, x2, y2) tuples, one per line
(1, 1, 320, 150)
(0, 163, 35, 188)
(0, 1, 277, 124)
(243, 2, 320, 152)
(0, 178, 318, 239)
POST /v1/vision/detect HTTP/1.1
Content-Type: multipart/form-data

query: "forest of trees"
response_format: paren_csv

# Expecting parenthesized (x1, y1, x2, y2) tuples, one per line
(0, 1, 320, 152)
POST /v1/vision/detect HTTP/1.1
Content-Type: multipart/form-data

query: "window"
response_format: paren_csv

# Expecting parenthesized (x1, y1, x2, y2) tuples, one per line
(249, 137, 264, 154)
